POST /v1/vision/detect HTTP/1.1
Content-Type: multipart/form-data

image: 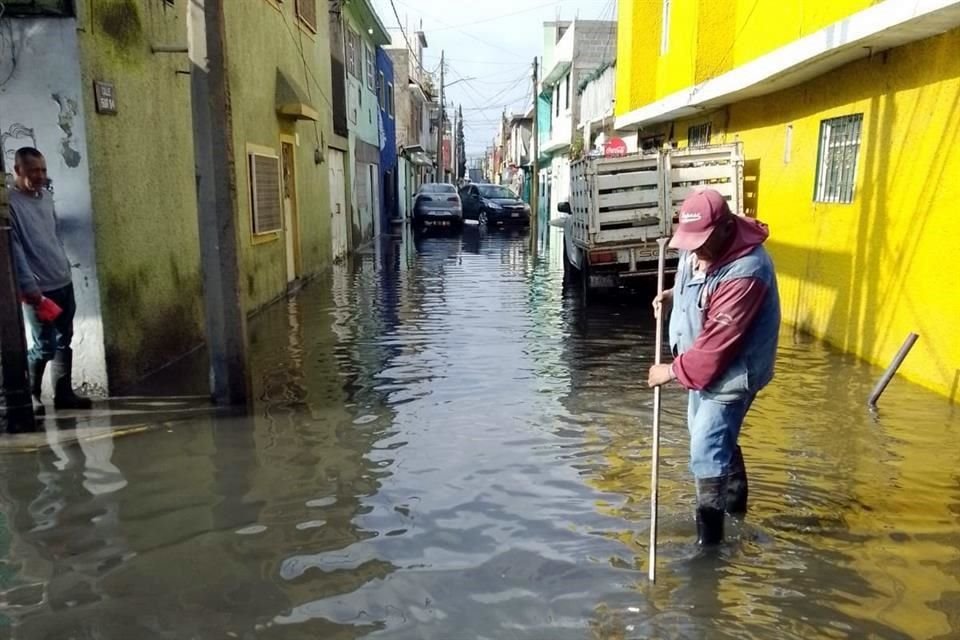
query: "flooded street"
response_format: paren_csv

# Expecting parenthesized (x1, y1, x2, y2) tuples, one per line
(1, 227, 958, 639)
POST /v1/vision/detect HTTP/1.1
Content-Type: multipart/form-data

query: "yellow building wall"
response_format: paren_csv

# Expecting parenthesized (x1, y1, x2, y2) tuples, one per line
(617, 0, 883, 114)
(615, 0, 662, 115)
(225, 0, 335, 312)
(78, 0, 205, 386)
(616, 0, 960, 399)
(723, 28, 960, 399)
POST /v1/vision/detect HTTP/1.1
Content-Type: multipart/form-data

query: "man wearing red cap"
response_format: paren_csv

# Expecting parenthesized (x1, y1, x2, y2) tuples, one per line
(648, 188, 780, 545)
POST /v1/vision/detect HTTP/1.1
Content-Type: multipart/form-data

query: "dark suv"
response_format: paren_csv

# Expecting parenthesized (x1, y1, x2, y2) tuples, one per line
(459, 183, 530, 226)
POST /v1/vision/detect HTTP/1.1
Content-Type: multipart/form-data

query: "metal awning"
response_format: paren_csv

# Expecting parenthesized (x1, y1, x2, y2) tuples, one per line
(542, 60, 572, 87)
(400, 145, 433, 167)
(276, 69, 320, 122)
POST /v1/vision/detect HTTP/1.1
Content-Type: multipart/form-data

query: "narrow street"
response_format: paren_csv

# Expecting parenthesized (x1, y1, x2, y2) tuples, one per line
(0, 228, 957, 639)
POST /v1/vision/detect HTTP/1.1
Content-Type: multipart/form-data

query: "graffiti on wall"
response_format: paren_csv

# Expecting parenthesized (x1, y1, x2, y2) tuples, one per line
(1, 123, 37, 168)
(52, 92, 82, 167)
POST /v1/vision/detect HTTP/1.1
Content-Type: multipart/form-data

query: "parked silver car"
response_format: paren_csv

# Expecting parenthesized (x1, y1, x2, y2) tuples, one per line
(413, 183, 463, 230)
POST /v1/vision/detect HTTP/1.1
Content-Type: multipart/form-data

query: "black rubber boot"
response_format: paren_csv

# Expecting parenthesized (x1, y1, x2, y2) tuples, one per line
(726, 446, 749, 518)
(695, 476, 727, 546)
(28, 357, 47, 416)
(51, 350, 92, 410)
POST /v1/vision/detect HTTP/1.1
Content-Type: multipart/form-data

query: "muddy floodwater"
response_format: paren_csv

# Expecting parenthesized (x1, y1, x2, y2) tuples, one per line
(0, 227, 957, 639)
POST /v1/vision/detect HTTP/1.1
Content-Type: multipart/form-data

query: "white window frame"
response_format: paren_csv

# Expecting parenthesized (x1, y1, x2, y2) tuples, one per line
(346, 29, 358, 79)
(366, 43, 376, 90)
(814, 114, 863, 204)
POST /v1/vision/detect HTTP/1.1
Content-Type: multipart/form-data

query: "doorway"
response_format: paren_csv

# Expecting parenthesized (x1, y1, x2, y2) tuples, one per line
(280, 138, 300, 284)
(328, 149, 348, 262)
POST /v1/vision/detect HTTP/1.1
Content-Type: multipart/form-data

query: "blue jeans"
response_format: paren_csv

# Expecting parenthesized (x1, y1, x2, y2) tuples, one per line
(687, 390, 756, 479)
(24, 284, 76, 364)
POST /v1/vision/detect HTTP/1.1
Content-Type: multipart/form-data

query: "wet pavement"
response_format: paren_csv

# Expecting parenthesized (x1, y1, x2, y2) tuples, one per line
(1, 226, 959, 639)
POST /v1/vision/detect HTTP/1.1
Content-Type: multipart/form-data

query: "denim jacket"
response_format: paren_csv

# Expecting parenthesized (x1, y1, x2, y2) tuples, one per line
(668, 246, 780, 401)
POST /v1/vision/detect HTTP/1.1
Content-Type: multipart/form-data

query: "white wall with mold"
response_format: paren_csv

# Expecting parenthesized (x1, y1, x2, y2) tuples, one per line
(0, 17, 108, 393)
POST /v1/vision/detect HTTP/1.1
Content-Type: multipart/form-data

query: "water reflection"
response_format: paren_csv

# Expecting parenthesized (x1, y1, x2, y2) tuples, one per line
(0, 228, 956, 639)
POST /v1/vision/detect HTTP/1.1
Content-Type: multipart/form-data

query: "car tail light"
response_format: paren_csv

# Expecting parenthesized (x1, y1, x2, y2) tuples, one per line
(589, 251, 617, 265)
(447, 197, 459, 203)
(420, 196, 433, 202)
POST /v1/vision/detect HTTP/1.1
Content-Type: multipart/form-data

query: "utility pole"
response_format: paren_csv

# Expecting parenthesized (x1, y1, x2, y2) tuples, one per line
(530, 56, 540, 253)
(451, 103, 457, 181)
(0, 156, 36, 433)
(438, 50, 445, 182)
(195, 0, 252, 406)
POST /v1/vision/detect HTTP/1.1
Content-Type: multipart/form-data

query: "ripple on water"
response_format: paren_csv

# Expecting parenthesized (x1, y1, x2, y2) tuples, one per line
(1, 232, 957, 639)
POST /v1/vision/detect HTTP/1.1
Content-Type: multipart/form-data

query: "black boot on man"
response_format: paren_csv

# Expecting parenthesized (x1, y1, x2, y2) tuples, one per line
(51, 349, 92, 410)
(726, 446, 749, 518)
(28, 358, 47, 416)
(695, 476, 727, 546)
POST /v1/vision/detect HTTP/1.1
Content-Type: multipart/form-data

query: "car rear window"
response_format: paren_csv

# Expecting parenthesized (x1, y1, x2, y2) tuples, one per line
(478, 185, 516, 199)
(420, 184, 457, 194)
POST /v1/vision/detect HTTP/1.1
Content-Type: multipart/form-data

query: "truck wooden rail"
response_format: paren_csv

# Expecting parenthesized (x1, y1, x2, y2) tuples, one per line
(560, 143, 744, 299)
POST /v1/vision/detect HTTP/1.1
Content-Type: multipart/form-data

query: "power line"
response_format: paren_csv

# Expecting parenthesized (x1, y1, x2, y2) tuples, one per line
(441, 57, 531, 67)
(700, 0, 762, 86)
(387, 0, 422, 69)
(276, 7, 334, 110)
(597, 0, 618, 67)
(393, 0, 524, 56)
(450, 67, 529, 106)
(428, 0, 575, 33)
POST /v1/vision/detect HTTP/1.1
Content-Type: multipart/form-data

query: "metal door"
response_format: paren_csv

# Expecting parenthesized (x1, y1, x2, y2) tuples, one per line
(327, 149, 348, 262)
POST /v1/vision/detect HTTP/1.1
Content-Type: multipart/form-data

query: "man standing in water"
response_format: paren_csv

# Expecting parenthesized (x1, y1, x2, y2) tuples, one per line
(9, 147, 92, 413)
(648, 189, 780, 545)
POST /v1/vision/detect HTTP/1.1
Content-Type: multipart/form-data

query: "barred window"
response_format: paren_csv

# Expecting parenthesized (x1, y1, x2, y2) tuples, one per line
(688, 123, 711, 148)
(366, 44, 376, 90)
(346, 29, 362, 78)
(249, 152, 282, 235)
(814, 114, 863, 204)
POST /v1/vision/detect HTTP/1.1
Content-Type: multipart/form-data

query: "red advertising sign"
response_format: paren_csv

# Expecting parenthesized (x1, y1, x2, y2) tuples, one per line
(603, 137, 628, 157)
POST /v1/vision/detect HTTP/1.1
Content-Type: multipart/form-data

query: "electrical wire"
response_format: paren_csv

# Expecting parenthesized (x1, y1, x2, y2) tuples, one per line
(597, 0, 617, 68)
(440, 56, 531, 67)
(276, 8, 335, 111)
(387, 0, 422, 69)
(286, 10, 326, 151)
(392, 0, 524, 56)
(428, 0, 575, 33)
(698, 0, 762, 88)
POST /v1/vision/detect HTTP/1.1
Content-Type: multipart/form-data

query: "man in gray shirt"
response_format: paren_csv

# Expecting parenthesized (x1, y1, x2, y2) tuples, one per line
(9, 147, 92, 412)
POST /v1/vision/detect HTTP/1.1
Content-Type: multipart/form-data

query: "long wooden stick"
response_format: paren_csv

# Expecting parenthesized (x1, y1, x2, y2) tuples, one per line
(649, 237, 669, 582)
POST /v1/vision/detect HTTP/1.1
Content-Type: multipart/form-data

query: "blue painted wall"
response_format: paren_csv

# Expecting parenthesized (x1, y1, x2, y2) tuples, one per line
(376, 48, 397, 227)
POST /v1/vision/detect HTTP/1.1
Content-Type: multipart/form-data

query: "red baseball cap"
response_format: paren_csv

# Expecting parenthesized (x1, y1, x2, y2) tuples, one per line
(669, 189, 733, 250)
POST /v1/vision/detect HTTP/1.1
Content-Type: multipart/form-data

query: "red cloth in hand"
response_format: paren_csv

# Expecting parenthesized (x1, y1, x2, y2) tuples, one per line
(35, 297, 63, 324)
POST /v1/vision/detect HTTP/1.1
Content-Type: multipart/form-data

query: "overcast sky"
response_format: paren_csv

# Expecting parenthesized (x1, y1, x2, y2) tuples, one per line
(370, 0, 617, 155)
